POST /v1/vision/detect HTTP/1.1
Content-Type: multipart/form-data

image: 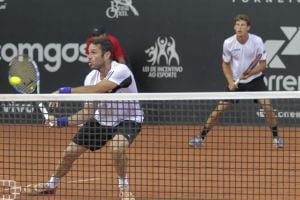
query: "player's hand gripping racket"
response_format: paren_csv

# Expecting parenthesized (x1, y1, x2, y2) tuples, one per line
(234, 53, 262, 85)
(8, 54, 53, 126)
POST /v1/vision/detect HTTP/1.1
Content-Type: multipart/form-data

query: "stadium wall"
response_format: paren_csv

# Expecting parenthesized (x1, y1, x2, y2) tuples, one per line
(0, 0, 299, 124)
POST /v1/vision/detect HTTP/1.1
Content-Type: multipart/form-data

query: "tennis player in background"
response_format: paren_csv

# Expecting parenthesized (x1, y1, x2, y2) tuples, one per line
(189, 14, 283, 148)
(24, 37, 143, 200)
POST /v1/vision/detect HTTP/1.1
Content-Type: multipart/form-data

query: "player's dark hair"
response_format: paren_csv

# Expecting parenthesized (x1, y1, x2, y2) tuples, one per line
(90, 37, 114, 60)
(91, 26, 106, 37)
(234, 14, 251, 26)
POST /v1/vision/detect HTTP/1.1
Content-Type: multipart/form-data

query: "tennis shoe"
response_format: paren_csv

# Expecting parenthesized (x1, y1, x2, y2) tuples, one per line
(119, 185, 135, 200)
(189, 135, 205, 147)
(273, 136, 284, 148)
(23, 183, 56, 196)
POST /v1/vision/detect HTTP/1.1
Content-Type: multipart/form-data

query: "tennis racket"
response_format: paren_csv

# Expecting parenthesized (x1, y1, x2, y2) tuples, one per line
(234, 53, 262, 85)
(8, 54, 53, 126)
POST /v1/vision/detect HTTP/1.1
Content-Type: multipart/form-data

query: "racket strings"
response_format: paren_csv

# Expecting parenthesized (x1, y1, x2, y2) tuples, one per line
(9, 56, 37, 94)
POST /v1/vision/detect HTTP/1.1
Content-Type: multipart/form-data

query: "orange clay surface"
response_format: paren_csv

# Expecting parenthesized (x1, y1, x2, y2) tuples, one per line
(0, 124, 299, 200)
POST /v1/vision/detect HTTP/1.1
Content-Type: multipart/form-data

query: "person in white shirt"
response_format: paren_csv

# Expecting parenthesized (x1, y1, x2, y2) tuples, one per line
(189, 14, 283, 149)
(24, 37, 143, 200)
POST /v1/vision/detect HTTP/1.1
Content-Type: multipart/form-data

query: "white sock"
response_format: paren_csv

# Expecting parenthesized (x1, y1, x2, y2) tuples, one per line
(118, 176, 129, 188)
(47, 176, 60, 189)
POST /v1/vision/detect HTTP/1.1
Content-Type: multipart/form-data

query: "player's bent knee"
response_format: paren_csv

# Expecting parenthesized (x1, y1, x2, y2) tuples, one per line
(110, 134, 129, 151)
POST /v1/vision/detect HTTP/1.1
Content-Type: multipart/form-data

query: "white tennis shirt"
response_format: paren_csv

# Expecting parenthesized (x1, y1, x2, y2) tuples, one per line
(84, 61, 144, 126)
(222, 33, 267, 83)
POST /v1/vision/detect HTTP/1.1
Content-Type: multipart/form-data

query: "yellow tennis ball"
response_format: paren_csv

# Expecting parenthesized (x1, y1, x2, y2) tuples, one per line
(9, 76, 22, 85)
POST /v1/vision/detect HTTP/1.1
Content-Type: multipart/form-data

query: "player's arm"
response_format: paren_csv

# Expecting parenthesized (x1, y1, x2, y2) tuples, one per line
(71, 79, 118, 93)
(242, 59, 267, 79)
(49, 80, 118, 109)
(55, 79, 118, 94)
(57, 66, 129, 94)
(48, 102, 96, 127)
(222, 61, 236, 91)
(67, 103, 96, 126)
(241, 37, 267, 79)
(222, 41, 236, 90)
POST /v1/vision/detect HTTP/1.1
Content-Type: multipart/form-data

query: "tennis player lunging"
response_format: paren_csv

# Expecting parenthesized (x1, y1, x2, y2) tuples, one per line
(189, 14, 283, 148)
(24, 37, 143, 200)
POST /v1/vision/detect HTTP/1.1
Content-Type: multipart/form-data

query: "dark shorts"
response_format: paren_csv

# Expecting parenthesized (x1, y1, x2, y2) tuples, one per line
(72, 120, 142, 151)
(234, 75, 267, 92)
(227, 75, 267, 103)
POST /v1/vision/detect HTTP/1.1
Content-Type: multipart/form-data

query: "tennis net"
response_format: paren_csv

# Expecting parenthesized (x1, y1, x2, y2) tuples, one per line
(0, 91, 299, 200)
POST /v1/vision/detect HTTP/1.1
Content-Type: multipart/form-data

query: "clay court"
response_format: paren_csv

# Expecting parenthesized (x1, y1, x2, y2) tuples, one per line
(1, 124, 299, 200)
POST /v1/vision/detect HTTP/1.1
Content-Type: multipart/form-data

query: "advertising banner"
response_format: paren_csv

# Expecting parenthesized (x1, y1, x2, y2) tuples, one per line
(1, 0, 299, 124)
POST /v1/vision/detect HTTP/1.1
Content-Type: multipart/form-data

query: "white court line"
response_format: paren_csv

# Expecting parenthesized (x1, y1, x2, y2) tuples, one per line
(1, 180, 18, 200)
(3, 177, 104, 195)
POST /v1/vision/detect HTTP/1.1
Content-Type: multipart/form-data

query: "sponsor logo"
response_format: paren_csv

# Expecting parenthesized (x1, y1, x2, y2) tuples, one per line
(0, 0, 7, 10)
(256, 108, 300, 119)
(106, 0, 139, 18)
(265, 27, 300, 69)
(264, 26, 300, 91)
(143, 37, 183, 79)
(232, 0, 300, 4)
(0, 43, 88, 72)
(1, 102, 35, 113)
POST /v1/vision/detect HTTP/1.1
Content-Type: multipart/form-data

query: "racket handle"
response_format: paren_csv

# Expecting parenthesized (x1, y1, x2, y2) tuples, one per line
(38, 103, 54, 126)
(234, 78, 240, 85)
